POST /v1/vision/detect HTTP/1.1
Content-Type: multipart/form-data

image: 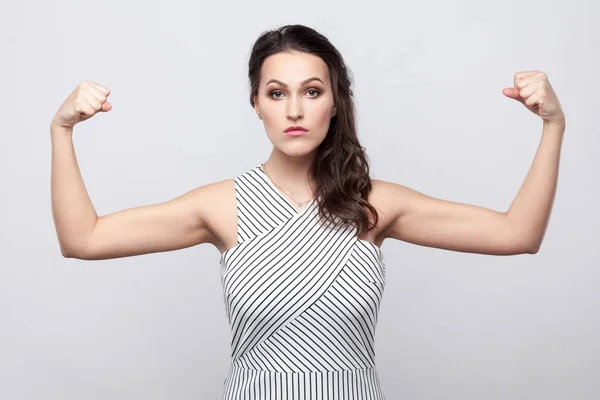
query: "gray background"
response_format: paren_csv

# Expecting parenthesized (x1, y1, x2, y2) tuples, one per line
(2, 0, 598, 399)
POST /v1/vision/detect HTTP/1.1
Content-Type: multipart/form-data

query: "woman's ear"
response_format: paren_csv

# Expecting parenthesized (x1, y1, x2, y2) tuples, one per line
(332, 105, 337, 117)
(253, 95, 262, 120)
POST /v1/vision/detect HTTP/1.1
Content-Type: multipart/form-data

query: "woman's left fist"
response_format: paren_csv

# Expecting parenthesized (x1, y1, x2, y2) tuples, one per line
(503, 71, 565, 126)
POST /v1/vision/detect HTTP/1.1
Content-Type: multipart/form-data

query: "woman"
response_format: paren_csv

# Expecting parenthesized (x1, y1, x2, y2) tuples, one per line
(50, 24, 565, 399)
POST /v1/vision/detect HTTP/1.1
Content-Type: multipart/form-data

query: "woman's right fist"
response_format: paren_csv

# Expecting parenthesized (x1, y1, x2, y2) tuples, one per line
(51, 81, 112, 129)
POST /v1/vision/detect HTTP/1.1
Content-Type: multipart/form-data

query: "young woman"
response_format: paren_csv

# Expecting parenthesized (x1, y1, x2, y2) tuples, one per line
(50, 24, 565, 400)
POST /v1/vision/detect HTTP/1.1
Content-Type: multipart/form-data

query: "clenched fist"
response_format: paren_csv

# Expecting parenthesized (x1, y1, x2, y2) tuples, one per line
(51, 81, 112, 129)
(502, 71, 565, 127)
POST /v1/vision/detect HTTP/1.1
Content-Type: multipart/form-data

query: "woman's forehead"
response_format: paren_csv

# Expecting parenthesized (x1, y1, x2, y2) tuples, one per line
(261, 52, 330, 86)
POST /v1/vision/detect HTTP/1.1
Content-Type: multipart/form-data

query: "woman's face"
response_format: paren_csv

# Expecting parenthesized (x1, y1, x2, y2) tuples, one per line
(253, 51, 336, 157)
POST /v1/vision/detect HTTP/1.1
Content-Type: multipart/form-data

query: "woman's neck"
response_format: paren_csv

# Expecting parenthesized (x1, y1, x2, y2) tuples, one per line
(262, 151, 316, 200)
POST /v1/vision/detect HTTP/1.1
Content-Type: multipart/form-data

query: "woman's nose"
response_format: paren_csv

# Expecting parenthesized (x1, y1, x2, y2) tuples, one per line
(286, 96, 304, 119)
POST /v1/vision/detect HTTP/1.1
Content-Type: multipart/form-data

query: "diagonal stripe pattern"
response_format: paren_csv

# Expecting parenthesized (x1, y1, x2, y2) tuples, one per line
(219, 166, 387, 399)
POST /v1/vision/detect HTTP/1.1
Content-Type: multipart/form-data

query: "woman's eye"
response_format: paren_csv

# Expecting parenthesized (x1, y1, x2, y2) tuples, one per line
(269, 89, 321, 99)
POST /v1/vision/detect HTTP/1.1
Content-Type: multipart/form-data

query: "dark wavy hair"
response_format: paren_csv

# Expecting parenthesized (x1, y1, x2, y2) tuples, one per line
(248, 24, 378, 238)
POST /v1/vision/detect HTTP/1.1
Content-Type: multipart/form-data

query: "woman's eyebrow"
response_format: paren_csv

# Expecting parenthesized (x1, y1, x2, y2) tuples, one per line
(265, 77, 324, 87)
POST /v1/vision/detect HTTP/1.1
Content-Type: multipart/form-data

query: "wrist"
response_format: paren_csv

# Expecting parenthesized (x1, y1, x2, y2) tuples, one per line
(50, 121, 74, 137)
(543, 118, 566, 132)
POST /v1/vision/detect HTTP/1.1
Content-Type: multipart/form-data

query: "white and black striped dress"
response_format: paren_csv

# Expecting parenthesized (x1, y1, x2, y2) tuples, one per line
(219, 165, 387, 399)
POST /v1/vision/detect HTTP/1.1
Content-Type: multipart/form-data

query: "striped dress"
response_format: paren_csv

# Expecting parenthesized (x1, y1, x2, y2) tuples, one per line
(219, 165, 387, 399)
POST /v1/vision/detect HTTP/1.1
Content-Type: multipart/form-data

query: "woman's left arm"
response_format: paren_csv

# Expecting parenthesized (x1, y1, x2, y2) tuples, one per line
(380, 71, 566, 255)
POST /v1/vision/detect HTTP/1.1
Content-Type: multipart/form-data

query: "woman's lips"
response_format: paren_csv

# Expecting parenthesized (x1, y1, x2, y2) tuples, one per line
(284, 129, 309, 136)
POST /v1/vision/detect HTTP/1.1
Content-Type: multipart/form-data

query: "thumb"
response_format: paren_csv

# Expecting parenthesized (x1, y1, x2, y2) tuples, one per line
(502, 88, 520, 100)
(100, 101, 112, 112)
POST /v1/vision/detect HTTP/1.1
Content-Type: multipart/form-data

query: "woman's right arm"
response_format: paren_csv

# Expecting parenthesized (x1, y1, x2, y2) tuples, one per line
(51, 127, 216, 260)
(50, 81, 216, 260)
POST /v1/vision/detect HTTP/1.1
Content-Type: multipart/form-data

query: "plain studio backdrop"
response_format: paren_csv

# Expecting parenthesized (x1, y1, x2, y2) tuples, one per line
(1, 0, 598, 399)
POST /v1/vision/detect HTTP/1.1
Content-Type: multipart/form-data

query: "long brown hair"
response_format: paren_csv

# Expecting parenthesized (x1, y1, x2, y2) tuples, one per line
(248, 24, 378, 237)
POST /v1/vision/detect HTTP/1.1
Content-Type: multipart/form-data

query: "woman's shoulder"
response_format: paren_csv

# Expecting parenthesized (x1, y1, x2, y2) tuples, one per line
(367, 178, 394, 207)
(366, 178, 407, 237)
(197, 165, 260, 214)
(195, 178, 236, 218)
(368, 178, 409, 205)
(188, 177, 236, 252)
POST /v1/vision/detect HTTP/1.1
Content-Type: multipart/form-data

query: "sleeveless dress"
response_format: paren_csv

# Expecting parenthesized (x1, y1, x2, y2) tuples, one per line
(219, 165, 387, 399)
